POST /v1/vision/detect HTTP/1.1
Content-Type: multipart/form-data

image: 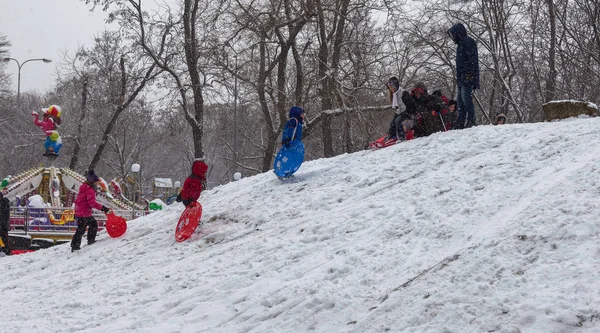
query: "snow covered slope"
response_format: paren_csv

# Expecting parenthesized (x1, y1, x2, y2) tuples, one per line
(3, 118, 600, 333)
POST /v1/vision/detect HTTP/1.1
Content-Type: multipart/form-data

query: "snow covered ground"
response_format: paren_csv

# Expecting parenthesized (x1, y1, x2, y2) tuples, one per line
(3, 117, 600, 333)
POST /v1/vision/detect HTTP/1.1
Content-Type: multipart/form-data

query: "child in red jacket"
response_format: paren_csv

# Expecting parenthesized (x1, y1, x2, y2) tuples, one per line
(177, 159, 209, 207)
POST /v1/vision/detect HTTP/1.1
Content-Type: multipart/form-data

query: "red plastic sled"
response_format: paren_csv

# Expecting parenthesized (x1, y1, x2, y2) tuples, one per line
(11, 249, 35, 255)
(369, 130, 414, 149)
(105, 213, 127, 238)
(175, 201, 203, 242)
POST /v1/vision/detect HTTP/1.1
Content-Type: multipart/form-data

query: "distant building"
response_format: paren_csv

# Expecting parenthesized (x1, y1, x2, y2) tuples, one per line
(152, 178, 174, 198)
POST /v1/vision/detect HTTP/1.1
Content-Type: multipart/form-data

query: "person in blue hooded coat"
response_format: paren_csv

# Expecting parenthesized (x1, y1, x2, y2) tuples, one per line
(281, 106, 304, 145)
(447, 22, 480, 129)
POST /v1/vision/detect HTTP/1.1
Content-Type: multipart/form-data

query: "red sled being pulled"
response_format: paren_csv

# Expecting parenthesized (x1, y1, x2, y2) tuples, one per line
(369, 130, 414, 149)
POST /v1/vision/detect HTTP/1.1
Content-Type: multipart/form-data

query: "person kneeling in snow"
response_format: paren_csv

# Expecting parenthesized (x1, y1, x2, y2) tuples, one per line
(71, 170, 110, 252)
(177, 159, 209, 207)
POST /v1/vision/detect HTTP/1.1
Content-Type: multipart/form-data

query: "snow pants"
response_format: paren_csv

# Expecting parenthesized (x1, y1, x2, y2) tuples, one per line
(70, 216, 98, 250)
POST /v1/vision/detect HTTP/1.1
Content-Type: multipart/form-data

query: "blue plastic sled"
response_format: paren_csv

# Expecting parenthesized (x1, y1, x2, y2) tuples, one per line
(273, 140, 305, 179)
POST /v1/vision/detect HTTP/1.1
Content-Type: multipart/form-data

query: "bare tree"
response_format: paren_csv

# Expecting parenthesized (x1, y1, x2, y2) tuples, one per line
(69, 75, 89, 169)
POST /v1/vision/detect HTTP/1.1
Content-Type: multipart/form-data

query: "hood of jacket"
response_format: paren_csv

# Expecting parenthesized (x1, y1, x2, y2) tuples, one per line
(192, 160, 209, 180)
(448, 23, 468, 43)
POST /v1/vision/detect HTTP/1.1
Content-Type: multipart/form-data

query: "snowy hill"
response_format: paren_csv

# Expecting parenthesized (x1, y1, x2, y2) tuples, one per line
(3, 118, 600, 333)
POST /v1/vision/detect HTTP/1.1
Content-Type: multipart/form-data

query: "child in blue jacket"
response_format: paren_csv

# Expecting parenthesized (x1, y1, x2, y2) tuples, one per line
(281, 106, 304, 145)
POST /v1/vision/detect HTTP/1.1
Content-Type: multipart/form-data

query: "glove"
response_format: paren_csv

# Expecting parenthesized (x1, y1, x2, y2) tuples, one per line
(101, 206, 110, 213)
(182, 199, 193, 207)
(175, 194, 182, 202)
(32, 111, 37, 116)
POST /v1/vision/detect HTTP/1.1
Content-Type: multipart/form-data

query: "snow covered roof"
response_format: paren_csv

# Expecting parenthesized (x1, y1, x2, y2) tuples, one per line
(153, 178, 173, 188)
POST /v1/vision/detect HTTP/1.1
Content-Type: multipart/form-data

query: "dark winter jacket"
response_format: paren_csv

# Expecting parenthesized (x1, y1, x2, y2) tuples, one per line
(0, 196, 10, 230)
(406, 90, 449, 137)
(448, 23, 480, 89)
(282, 106, 304, 144)
(74, 182, 104, 218)
(179, 160, 208, 206)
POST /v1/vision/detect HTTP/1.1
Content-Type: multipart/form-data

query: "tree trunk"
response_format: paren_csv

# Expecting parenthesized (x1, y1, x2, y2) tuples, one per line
(183, 0, 205, 160)
(545, 0, 557, 102)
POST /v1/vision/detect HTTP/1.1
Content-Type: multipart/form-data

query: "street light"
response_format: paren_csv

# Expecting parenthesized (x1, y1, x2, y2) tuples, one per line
(130, 163, 140, 219)
(233, 54, 238, 180)
(2, 57, 52, 104)
(224, 43, 239, 180)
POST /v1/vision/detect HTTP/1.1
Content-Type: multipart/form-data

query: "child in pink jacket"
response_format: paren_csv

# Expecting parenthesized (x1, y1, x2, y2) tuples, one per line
(70, 170, 109, 252)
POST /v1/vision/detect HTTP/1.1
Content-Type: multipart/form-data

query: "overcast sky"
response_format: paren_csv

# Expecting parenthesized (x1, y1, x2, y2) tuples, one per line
(0, 0, 110, 94)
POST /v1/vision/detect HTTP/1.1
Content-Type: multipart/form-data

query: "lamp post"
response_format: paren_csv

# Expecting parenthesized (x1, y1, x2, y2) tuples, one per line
(233, 54, 238, 180)
(1, 57, 52, 103)
(224, 43, 239, 180)
(131, 163, 140, 219)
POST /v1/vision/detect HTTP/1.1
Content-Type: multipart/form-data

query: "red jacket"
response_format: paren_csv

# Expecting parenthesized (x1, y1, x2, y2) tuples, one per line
(75, 182, 104, 217)
(180, 160, 208, 203)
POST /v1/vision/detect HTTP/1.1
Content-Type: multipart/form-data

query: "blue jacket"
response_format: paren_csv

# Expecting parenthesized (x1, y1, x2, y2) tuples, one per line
(448, 23, 480, 89)
(282, 106, 304, 144)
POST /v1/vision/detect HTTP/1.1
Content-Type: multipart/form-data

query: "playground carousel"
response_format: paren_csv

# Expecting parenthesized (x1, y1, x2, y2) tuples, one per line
(0, 166, 145, 249)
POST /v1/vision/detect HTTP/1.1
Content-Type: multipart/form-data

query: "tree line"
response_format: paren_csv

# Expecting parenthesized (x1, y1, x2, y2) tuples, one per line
(0, 0, 598, 195)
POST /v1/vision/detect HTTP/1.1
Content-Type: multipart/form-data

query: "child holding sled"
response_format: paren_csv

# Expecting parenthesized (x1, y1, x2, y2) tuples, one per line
(281, 106, 305, 146)
(70, 170, 110, 252)
(177, 159, 209, 207)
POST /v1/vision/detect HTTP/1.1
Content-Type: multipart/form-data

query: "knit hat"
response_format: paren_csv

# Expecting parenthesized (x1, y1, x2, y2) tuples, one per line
(387, 77, 400, 91)
(413, 82, 427, 93)
(86, 170, 99, 183)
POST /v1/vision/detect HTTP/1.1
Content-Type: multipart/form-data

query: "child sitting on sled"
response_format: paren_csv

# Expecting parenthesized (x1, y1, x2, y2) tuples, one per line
(177, 159, 209, 207)
(370, 77, 416, 148)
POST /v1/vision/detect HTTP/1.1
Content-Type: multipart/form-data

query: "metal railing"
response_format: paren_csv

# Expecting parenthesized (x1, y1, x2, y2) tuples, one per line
(8, 206, 150, 235)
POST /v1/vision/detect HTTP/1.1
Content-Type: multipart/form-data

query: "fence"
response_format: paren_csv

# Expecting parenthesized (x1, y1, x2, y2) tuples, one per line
(8, 206, 150, 236)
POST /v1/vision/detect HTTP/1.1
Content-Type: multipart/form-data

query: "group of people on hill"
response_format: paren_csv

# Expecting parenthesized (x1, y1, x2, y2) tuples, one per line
(1, 22, 488, 255)
(380, 22, 485, 143)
